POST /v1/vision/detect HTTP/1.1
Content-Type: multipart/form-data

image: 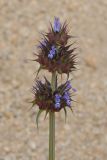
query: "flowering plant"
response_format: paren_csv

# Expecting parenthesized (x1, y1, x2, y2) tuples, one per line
(31, 17, 77, 160)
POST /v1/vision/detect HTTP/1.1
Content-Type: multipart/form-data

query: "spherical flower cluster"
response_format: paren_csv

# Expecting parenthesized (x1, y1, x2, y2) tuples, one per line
(32, 78, 76, 112)
(34, 17, 77, 75)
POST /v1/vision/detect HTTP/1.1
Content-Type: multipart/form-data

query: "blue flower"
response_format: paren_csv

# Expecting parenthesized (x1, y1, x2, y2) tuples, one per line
(48, 53, 54, 59)
(65, 81, 77, 93)
(53, 17, 61, 32)
(63, 91, 71, 106)
(65, 81, 72, 91)
(66, 99, 71, 106)
(72, 88, 77, 92)
(38, 40, 46, 48)
(48, 45, 56, 59)
(63, 92, 70, 100)
(54, 94, 61, 109)
(55, 103, 60, 108)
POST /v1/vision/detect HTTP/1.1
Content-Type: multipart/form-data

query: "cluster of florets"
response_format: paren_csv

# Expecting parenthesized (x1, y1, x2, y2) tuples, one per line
(32, 78, 76, 112)
(54, 81, 72, 108)
(34, 17, 77, 75)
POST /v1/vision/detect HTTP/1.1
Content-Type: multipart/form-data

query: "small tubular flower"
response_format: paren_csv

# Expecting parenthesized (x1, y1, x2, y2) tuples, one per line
(48, 45, 57, 59)
(38, 39, 47, 48)
(63, 91, 71, 106)
(54, 94, 61, 109)
(65, 81, 72, 90)
(53, 17, 61, 32)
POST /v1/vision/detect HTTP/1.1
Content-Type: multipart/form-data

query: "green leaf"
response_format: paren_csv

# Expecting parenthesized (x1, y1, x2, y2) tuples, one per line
(36, 109, 44, 129)
(27, 100, 36, 111)
(67, 73, 69, 80)
(44, 109, 49, 120)
(61, 74, 62, 84)
(31, 100, 36, 107)
(69, 107, 74, 113)
(63, 107, 67, 123)
(36, 66, 42, 79)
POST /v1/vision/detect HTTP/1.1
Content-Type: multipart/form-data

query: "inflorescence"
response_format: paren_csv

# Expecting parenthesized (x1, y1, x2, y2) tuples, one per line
(31, 17, 77, 116)
(34, 17, 77, 75)
(32, 78, 76, 112)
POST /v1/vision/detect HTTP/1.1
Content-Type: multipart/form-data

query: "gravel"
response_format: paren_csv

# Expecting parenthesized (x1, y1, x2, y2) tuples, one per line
(0, 0, 107, 160)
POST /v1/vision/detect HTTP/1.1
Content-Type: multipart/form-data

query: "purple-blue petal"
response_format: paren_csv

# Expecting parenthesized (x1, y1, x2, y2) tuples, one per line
(65, 81, 72, 90)
(55, 94, 61, 98)
(55, 103, 60, 108)
(66, 99, 71, 106)
(48, 45, 56, 59)
(54, 93, 61, 108)
(63, 92, 70, 100)
(54, 17, 61, 32)
(48, 53, 53, 59)
(72, 88, 77, 92)
(38, 40, 46, 48)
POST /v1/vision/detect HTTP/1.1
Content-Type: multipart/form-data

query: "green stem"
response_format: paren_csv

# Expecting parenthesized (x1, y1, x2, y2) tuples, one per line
(49, 72, 56, 160)
(49, 111, 55, 160)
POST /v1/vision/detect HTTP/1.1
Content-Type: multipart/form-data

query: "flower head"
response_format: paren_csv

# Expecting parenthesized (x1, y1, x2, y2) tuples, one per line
(32, 78, 76, 112)
(34, 17, 77, 76)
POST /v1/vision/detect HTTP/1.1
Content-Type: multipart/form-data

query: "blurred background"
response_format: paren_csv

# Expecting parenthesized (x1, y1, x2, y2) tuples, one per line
(0, 0, 107, 160)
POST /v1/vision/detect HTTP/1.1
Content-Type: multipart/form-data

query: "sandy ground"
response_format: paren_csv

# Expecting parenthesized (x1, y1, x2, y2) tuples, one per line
(0, 0, 107, 160)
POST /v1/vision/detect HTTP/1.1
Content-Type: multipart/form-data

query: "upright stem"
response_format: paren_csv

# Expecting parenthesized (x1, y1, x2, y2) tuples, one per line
(49, 72, 56, 160)
(49, 111, 55, 160)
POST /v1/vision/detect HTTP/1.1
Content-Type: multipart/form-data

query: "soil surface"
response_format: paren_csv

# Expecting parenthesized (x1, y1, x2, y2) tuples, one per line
(0, 0, 107, 160)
